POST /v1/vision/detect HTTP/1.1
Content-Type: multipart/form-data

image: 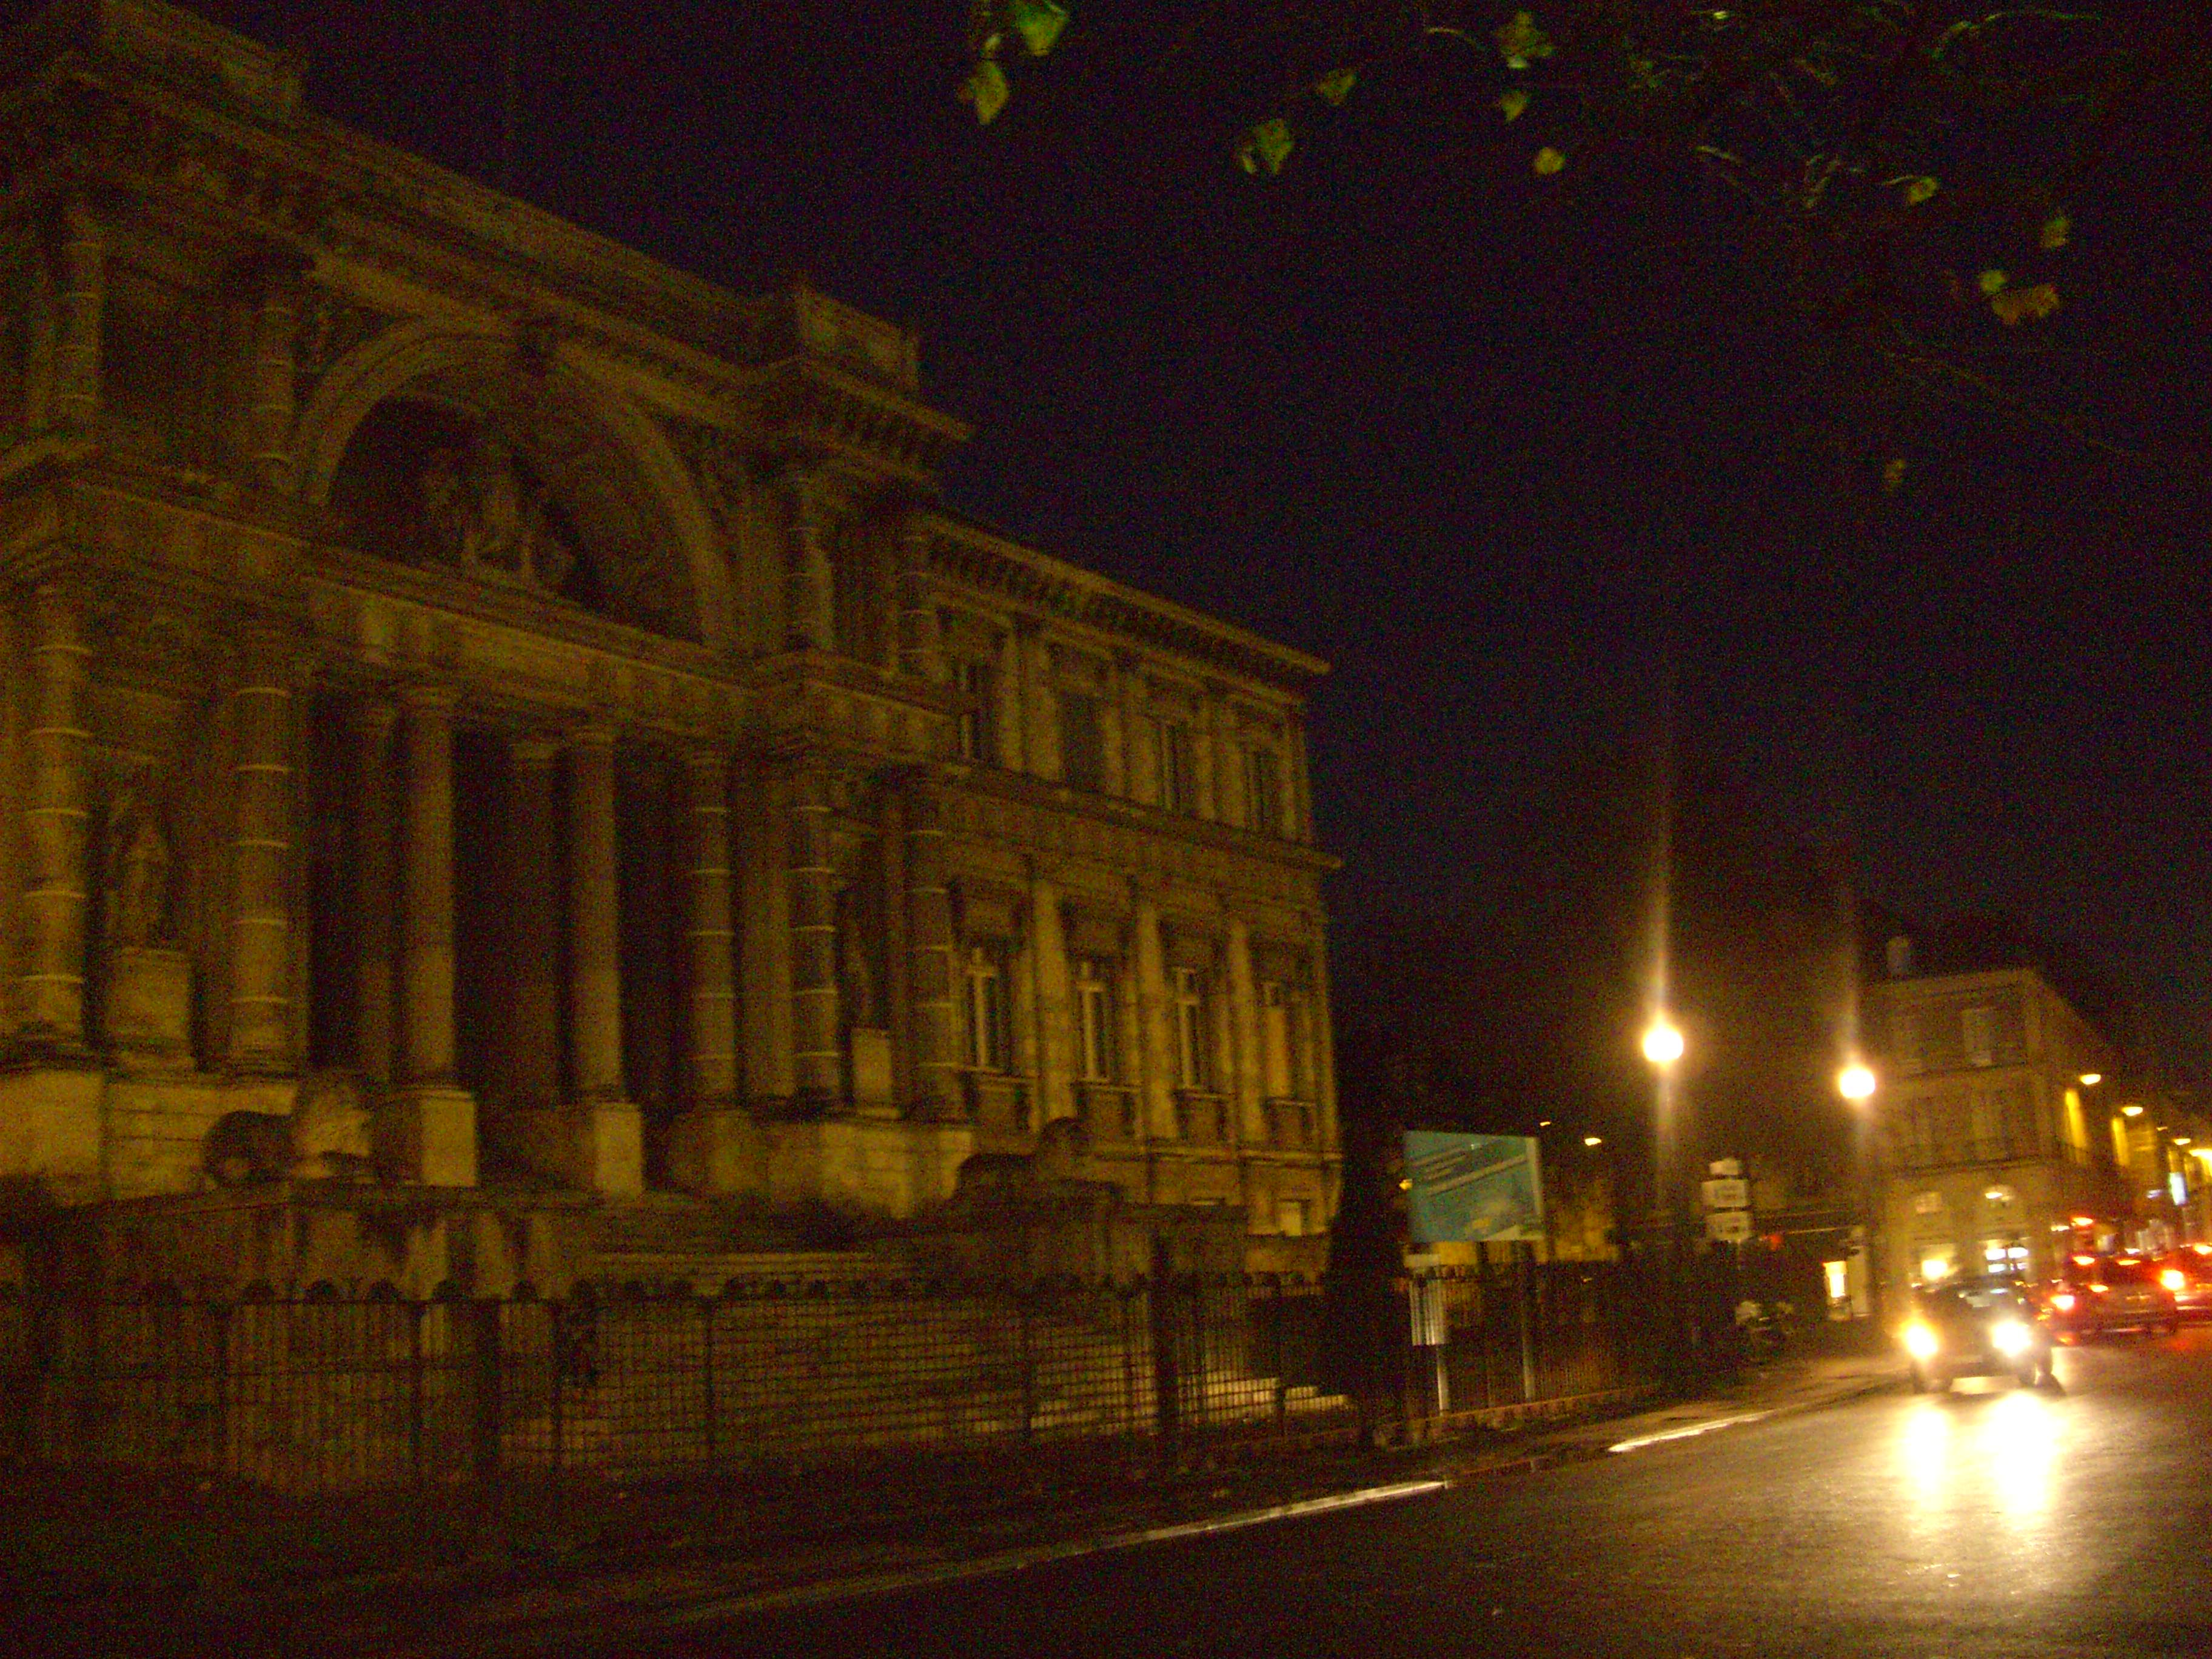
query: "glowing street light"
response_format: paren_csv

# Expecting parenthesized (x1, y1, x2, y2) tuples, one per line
(1584, 1134, 1604, 1148)
(2123, 1104, 2145, 1119)
(1837, 1062, 1876, 1102)
(2080, 1073, 2104, 1086)
(1641, 1018, 1685, 1068)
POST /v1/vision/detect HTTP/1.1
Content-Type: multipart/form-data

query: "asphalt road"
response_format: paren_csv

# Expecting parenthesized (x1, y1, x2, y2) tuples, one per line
(668, 1327, 2212, 1659)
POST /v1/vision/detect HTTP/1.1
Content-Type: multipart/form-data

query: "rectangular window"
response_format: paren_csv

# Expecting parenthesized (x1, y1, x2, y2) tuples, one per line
(1261, 980, 1295, 1099)
(1075, 957, 1118, 1082)
(1173, 965, 1212, 1091)
(1276, 1198, 1309, 1239)
(956, 659, 997, 765)
(1963, 1005, 1995, 1067)
(1969, 1091, 2005, 1161)
(1060, 691, 1105, 793)
(1244, 746, 1284, 837)
(963, 943, 1007, 1071)
(1893, 1008, 1923, 1074)
(1157, 719, 1196, 814)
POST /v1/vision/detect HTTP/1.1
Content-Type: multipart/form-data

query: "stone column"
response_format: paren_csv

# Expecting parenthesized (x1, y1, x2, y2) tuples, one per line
(380, 685, 476, 1185)
(18, 583, 90, 1051)
(788, 761, 842, 1110)
(566, 723, 642, 1193)
(668, 751, 752, 1193)
(506, 735, 561, 1113)
(897, 514, 944, 683)
(1227, 917, 1263, 1144)
(227, 634, 295, 1073)
(1031, 874, 1073, 1125)
(994, 626, 1025, 771)
(1285, 720, 1314, 844)
(783, 471, 835, 652)
(903, 775, 960, 1122)
(348, 698, 397, 1087)
(49, 199, 102, 432)
(245, 259, 301, 491)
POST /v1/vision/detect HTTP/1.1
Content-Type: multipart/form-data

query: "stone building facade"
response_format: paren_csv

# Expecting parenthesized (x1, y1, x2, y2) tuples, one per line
(0, 0, 1339, 1291)
(1865, 960, 2120, 1289)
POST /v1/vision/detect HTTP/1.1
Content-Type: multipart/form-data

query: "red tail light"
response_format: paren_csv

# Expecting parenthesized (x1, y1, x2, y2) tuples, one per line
(2051, 1292, 2078, 1311)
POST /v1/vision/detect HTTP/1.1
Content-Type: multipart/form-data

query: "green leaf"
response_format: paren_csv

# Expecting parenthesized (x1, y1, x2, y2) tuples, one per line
(1494, 10, 1555, 70)
(1533, 146, 1567, 176)
(959, 58, 1011, 126)
(1007, 0, 1068, 57)
(1991, 282, 2060, 326)
(1236, 118, 1295, 176)
(1313, 67, 1357, 106)
(1498, 88, 1530, 122)
(1977, 268, 2009, 296)
(1900, 175, 1940, 207)
(2039, 210, 2071, 250)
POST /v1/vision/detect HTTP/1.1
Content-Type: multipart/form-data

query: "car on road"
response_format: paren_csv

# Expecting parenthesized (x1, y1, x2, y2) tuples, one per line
(1902, 1274, 2053, 1392)
(2037, 1254, 2179, 1339)
(2153, 1245, 2212, 1321)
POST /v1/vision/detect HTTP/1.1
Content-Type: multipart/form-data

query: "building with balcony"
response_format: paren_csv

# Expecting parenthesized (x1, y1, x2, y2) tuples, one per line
(1865, 950, 2124, 1288)
(0, 0, 1339, 1292)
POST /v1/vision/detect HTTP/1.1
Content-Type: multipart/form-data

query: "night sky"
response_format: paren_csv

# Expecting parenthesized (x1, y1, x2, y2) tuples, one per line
(76, 4, 2212, 1075)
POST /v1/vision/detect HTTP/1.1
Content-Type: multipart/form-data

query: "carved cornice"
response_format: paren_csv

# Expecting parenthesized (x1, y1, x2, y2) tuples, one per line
(925, 518, 1329, 695)
(737, 357, 969, 487)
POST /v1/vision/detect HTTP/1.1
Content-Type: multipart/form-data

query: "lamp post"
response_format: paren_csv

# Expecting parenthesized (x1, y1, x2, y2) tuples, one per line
(1838, 1059, 1879, 1321)
(1641, 1014, 1685, 1222)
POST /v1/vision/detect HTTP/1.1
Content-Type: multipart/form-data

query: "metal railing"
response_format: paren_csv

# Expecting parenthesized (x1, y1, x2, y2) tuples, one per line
(0, 1265, 1649, 1496)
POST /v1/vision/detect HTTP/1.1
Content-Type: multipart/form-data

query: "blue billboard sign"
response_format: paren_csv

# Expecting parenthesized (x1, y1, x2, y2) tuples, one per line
(1403, 1131, 1546, 1244)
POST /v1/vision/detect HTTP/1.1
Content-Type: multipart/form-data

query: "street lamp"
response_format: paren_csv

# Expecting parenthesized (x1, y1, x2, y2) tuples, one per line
(1641, 1017, 1685, 1068)
(1837, 1062, 1876, 1102)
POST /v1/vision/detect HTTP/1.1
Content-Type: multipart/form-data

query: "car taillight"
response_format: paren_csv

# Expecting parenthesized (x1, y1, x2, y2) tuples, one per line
(2163, 1269, 2187, 1292)
(2051, 1292, 2077, 1311)
(2089, 1282, 2110, 1294)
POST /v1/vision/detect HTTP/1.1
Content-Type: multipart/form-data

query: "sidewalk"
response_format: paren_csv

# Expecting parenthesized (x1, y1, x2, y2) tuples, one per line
(16, 1349, 1899, 1658)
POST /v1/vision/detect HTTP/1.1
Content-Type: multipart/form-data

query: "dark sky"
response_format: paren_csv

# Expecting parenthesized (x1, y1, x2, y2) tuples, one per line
(110, 3, 2212, 1070)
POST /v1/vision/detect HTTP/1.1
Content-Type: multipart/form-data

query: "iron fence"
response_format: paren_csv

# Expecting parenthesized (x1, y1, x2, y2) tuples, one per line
(0, 1263, 1649, 1496)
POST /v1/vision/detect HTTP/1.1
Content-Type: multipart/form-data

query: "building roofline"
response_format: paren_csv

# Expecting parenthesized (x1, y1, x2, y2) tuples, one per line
(924, 510, 1330, 693)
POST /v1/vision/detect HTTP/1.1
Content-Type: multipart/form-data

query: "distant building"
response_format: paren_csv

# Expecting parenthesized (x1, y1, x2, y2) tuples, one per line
(1866, 957, 2125, 1285)
(0, 0, 1339, 1292)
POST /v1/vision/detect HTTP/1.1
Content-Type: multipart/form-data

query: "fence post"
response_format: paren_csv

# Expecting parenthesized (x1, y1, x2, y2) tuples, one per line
(407, 1301, 425, 1490)
(1268, 1276, 1287, 1434)
(471, 1298, 502, 1486)
(1515, 1245, 1537, 1404)
(699, 1294, 716, 1466)
(1148, 1241, 1179, 1463)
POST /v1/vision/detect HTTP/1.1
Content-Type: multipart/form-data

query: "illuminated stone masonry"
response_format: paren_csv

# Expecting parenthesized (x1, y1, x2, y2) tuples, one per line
(0, 0, 1339, 1292)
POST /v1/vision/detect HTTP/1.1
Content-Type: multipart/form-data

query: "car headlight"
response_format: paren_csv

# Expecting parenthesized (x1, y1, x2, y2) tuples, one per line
(1991, 1319, 2031, 1357)
(2162, 1269, 2186, 1292)
(2050, 1292, 2077, 1312)
(1903, 1321, 1939, 1360)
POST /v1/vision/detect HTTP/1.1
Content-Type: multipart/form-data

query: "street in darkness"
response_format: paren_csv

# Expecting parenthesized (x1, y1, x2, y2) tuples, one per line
(652, 1333, 2212, 1659)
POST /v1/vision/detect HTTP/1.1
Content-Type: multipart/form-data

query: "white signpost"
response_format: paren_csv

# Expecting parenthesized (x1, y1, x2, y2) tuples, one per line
(1703, 1158, 1751, 1244)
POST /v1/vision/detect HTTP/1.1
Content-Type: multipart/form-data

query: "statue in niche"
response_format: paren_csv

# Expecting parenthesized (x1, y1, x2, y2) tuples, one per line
(415, 425, 577, 594)
(106, 794, 172, 949)
(836, 876, 886, 1028)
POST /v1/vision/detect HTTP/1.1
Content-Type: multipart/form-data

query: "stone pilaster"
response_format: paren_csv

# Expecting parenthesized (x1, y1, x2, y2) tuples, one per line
(18, 583, 90, 1051)
(902, 775, 960, 1122)
(897, 514, 944, 683)
(506, 734, 561, 1113)
(668, 750, 752, 1191)
(1031, 874, 1073, 1125)
(566, 723, 640, 1193)
(348, 697, 397, 1087)
(227, 634, 295, 1073)
(1020, 622, 1054, 779)
(788, 762, 842, 1110)
(381, 685, 475, 1185)
(1134, 900, 1173, 1148)
(783, 471, 835, 652)
(1227, 917, 1262, 1143)
(1285, 720, 1313, 843)
(49, 199, 102, 432)
(245, 258, 301, 491)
